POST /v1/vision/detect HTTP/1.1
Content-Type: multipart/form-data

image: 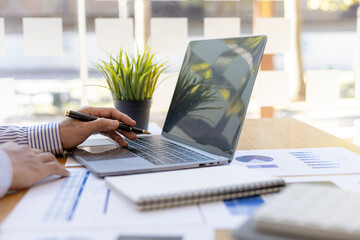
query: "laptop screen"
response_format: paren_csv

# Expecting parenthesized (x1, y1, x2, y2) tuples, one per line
(162, 36, 267, 157)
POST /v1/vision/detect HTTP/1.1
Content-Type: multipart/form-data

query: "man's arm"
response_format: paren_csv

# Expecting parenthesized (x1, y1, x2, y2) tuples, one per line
(0, 107, 137, 154)
(0, 150, 12, 198)
(0, 123, 63, 155)
(0, 106, 136, 197)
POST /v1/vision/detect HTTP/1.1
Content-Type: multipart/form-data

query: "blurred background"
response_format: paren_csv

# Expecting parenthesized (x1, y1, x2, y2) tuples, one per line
(0, 0, 360, 144)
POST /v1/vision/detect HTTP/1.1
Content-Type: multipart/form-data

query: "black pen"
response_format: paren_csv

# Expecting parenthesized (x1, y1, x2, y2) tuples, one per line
(65, 110, 151, 134)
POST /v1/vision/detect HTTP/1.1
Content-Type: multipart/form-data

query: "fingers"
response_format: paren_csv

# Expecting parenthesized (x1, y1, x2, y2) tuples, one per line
(116, 129, 137, 141)
(38, 152, 69, 177)
(40, 152, 57, 163)
(86, 118, 139, 140)
(4, 142, 70, 191)
(79, 107, 136, 126)
(86, 118, 120, 133)
(107, 131, 129, 147)
(33, 148, 43, 154)
(101, 130, 137, 147)
(44, 161, 70, 177)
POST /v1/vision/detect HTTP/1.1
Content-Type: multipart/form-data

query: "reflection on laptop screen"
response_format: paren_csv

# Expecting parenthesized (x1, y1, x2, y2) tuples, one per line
(163, 36, 266, 157)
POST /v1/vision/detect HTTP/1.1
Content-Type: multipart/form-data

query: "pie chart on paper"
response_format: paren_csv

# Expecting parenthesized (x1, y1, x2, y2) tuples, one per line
(235, 155, 274, 163)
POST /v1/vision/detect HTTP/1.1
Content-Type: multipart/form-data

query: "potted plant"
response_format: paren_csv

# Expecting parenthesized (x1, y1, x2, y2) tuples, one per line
(94, 45, 168, 130)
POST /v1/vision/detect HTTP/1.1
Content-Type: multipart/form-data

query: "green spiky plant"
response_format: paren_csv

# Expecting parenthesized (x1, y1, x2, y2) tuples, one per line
(94, 45, 168, 101)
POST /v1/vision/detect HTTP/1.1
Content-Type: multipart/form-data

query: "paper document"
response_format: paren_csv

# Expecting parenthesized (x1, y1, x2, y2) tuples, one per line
(1, 227, 214, 240)
(1, 168, 204, 232)
(147, 122, 163, 135)
(78, 134, 115, 147)
(329, 175, 360, 190)
(65, 155, 82, 167)
(284, 175, 360, 191)
(200, 194, 274, 229)
(233, 147, 360, 176)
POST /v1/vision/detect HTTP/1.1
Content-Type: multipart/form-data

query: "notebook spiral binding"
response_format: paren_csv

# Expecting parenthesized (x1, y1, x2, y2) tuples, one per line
(137, 179, 285, 211)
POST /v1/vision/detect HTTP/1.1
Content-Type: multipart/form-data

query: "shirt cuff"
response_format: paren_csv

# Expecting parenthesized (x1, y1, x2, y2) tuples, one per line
(28, 122, 63, 155)
(0, 150, 12, 198)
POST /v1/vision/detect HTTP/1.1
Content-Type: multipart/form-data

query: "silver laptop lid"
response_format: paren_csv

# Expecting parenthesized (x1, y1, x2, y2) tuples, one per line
(162, 36, 267, 158)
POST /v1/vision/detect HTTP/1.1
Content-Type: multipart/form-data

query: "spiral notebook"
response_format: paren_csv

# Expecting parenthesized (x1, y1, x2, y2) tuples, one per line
(105, 165, 285, 211)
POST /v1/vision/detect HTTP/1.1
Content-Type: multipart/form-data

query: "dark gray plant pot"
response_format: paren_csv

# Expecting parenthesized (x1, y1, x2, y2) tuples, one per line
(114, 99, 152, 130)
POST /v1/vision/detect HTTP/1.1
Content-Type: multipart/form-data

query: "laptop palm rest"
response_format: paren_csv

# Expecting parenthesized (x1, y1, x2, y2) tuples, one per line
(72, 145, 154, 176)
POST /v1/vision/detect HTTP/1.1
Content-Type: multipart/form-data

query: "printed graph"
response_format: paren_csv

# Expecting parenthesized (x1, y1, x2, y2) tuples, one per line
(224, 196, 264, 216)
(235, 155, 274, 163)
(289, 151, 341, 169)
(43, 171, 90, 222)
(236, 155, 279, 169)
(246, 164, 279, 169)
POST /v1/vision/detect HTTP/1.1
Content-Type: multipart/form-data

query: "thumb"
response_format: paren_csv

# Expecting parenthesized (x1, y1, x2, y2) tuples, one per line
(88, 118, 119, 133)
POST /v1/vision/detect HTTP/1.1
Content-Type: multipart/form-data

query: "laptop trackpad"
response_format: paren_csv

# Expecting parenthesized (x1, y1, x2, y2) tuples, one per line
(72, 145, 154, 172)
(76, 145, 137, 160)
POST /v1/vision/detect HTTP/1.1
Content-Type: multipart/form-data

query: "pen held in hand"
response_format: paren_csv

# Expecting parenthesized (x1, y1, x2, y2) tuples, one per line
(65, 110, 151, 134)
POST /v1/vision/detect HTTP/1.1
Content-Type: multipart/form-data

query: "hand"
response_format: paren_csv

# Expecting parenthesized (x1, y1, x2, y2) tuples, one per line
(59, 106, 137, 150)
(0, 142, 69, 190)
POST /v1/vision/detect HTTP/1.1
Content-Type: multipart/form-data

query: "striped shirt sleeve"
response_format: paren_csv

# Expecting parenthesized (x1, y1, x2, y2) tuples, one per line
(0, 150, 12, 198)
(0, 123, 63, 155)
(0, 125, 28, 145)
(28, 122, 63, 155)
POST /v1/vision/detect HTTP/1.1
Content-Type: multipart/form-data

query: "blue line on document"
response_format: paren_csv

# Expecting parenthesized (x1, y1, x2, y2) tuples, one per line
(103, 189, 111, 214)
(43, 176, 69, 222)
(67, 171, 90, 221)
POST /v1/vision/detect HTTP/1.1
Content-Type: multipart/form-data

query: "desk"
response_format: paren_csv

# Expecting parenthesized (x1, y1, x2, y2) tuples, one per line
(1, 118, 360, 240)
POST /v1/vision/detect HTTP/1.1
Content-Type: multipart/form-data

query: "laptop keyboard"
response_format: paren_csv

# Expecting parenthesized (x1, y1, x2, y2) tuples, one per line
(127, 135, 215, 166)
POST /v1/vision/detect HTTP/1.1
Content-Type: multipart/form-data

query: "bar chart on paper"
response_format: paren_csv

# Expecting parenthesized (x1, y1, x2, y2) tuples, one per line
(236, 155, 279, 169)
(233, 147, 360, 176)
(43, 171, 90, 222)
(199, 195, 274, 229)
(1, 168, 204, 232)
(224, 196, 264, 216)
(1, 168, 112, 230)
(288, 151, 340, 169)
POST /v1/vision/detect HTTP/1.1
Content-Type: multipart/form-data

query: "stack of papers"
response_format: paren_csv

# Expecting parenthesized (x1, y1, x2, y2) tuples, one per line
(232, 147, 360, 176)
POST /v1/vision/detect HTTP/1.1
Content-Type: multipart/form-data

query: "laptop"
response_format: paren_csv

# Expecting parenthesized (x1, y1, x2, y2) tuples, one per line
(71, 36, 267, 177)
